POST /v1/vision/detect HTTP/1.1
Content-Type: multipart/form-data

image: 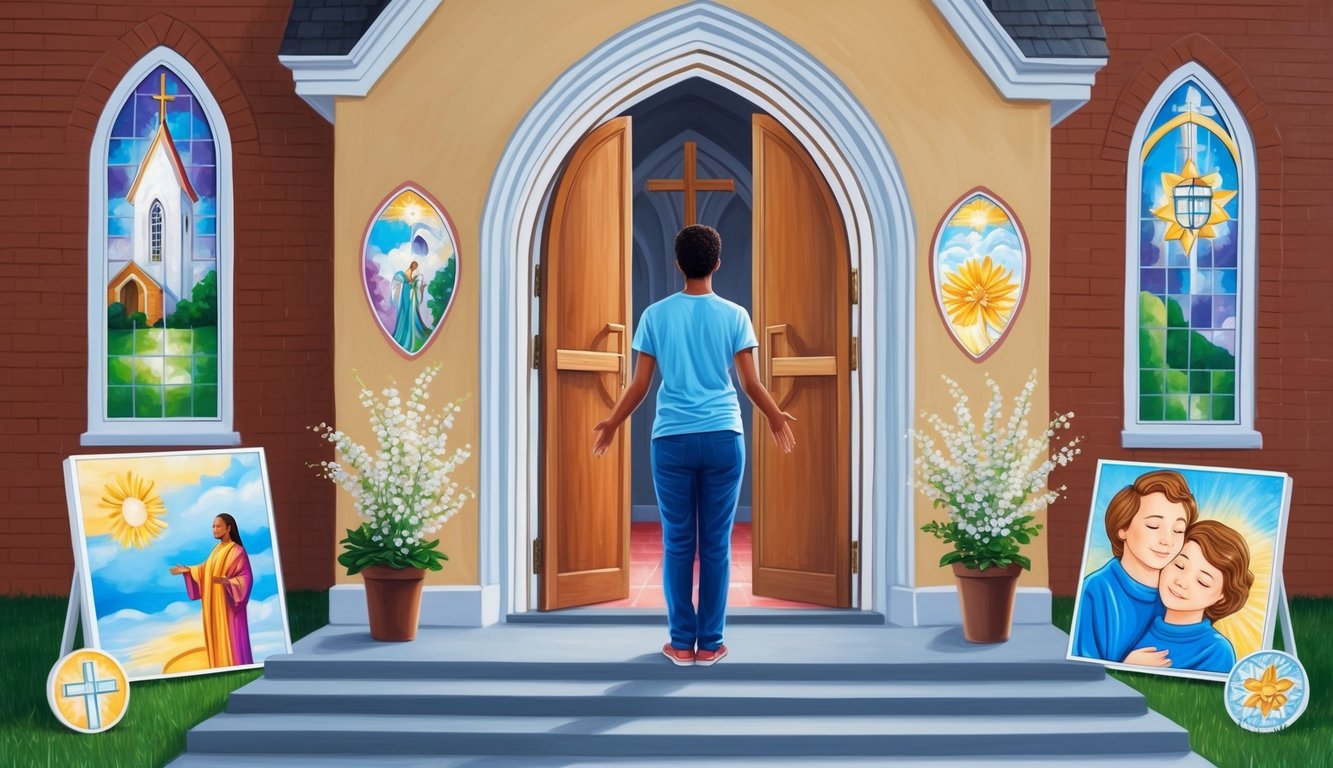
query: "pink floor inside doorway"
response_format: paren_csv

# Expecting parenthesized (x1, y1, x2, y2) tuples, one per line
(595, 522, 825, 609)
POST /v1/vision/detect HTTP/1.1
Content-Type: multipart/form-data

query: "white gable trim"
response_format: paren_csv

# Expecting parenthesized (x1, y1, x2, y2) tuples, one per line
(278, 0, 442, 122)
(477, 2, 918, 624)
(83, 47, 237, 446)
(282, 0, 1104, 126)
(930, 0, 1105, 125)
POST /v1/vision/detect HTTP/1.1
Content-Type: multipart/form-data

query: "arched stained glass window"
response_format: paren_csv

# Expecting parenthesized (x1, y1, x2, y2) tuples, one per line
(150, 200, 163, 262)
(1123, 63, 1258, 449)
(84, 47, 235, 445)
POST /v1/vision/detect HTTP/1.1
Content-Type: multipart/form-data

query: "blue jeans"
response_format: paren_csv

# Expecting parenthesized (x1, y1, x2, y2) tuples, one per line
(650, 430, 745, 651)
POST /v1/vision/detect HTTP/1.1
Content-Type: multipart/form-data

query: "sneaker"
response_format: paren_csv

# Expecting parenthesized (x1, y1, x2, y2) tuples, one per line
(694, 644, 727, 666)
(662, 643, 695, 666)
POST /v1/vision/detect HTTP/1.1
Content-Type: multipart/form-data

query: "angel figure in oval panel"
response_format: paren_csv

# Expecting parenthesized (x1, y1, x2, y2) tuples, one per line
(931, 189, 1030, 361)
(361, 184, 461, 357)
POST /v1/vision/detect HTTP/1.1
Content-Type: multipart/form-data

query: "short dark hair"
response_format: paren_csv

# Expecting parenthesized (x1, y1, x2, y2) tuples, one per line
(674, 225, 721, 279)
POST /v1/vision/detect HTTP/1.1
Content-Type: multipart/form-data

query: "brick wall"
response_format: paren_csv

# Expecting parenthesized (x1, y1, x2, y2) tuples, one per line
(1049, 1, 1332, 596)
(0, 3, 335, 594)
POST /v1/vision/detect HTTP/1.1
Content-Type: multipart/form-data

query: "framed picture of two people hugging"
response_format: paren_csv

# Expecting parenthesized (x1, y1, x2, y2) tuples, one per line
(1068, 460, 1292, 682)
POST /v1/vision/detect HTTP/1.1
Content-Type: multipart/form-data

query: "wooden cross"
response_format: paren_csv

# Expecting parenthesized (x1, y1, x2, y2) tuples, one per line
(645, 141, 735, 226)
(151, 73, 174, 123)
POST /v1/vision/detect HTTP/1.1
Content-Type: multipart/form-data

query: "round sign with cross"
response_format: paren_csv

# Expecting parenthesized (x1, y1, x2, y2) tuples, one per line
(47, 648, 130, 733)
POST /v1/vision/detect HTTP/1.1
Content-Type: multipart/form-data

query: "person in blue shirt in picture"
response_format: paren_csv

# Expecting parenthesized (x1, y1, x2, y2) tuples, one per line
(1071, 470, 1199, 666)
(591, 224, 797, 668)
(1132, 519, 1253, 674)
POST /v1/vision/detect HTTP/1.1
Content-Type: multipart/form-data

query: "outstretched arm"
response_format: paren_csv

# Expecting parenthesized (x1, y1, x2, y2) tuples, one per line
(592, 352, 656, 456)
(734, 347, 796, 453)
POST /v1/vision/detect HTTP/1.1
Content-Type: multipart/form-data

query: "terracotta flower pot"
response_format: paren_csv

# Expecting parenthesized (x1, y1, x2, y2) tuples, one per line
(361, 564, 426, 642)
(951, 561, 1022, 643)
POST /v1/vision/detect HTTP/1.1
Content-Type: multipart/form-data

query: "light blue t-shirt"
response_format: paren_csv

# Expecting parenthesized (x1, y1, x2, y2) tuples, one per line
(631, 292, 759, 439)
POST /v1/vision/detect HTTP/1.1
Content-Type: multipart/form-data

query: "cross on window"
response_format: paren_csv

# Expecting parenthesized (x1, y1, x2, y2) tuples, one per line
(62, 661, 119, 730)
(646, 141, 735, 226)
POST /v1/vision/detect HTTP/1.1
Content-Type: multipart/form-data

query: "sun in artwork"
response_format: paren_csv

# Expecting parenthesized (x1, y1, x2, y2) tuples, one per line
(948, 198, 1010, 232)
(1152, 157, 1236, 258)
(1243, 663, 1293, 718)
(98, 471, 168, 549)
(383, 190, 436, 227)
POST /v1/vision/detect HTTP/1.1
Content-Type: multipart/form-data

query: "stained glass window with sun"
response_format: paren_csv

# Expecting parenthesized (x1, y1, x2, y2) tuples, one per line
(1134, 77, 1242, 425)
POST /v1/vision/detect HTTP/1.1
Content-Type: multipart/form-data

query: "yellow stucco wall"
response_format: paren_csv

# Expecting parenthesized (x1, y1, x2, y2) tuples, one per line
(331, 0, 1051, 590)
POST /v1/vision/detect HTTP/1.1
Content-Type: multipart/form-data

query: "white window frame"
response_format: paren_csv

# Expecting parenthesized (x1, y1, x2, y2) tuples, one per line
(1122, 62, 1260, 449)
(83, 46, 237, 446)
(149, 200, 163, 261)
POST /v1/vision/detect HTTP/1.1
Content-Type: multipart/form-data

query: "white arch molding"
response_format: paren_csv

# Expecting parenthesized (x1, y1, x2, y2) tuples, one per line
(472, 2, 918, 622)
(458, 2, 920, 625)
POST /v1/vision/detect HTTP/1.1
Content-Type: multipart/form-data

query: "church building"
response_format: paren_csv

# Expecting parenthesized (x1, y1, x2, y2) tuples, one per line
(2, 0, 1329, 622)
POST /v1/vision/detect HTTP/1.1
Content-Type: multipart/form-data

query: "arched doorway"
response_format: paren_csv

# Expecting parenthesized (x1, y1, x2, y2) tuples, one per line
(120, 280, 141, 316)
(479, 2, 915, 621)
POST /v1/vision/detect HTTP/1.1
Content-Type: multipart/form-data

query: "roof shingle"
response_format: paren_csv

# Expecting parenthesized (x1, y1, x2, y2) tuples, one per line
(983, 0, 1108, 59)
(280, 0, 392, 57)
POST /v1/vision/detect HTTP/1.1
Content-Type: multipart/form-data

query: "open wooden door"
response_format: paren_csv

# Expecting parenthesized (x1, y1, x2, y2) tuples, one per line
(751, 114, 852, 608)
(539, 117, 633, 610)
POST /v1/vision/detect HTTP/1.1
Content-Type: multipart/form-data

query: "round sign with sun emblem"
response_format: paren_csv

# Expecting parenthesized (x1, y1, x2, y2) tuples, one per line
(1225, 650, 1308, 733)
(47, 648, 130, 733)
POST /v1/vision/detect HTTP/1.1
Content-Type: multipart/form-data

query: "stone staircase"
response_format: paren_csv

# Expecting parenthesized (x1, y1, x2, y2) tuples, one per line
(167, 621, 1213, 767)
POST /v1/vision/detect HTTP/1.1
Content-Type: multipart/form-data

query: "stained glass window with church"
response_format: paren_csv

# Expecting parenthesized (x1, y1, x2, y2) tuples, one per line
(104, 66, 219, 420)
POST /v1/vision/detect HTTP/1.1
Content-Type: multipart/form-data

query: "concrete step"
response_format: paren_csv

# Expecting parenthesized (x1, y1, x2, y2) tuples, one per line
(226, 676, 1147, 717)
(186, 712, 1193, 758)
(171, 753, 1216, 768)
(506, 608, 887, 625)
(261, 654, 1103, 682)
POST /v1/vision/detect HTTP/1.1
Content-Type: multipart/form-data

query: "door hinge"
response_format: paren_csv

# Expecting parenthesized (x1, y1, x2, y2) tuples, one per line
(850, 267, 860, 306)
(850, 337, 858, 372)
(533, 264, 542, 298)
(532, 334, 541, 369)
(532, 539, 543, 574)
(851, 541, 860, 575)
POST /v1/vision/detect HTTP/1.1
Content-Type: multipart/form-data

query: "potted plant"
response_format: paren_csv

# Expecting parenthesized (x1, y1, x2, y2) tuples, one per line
(911, 370, 1079, 643)
(311, 365, 473, 641)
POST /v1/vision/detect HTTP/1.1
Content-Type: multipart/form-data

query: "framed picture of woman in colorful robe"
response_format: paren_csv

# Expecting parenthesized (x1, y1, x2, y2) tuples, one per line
(63, 448, 292, 681)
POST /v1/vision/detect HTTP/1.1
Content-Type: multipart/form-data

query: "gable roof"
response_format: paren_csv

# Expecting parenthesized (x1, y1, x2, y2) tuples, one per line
(126, 122, 200, 205)
(279, 0, 1107, 61)
(281, 0, 393, 56)
(279, 0, 1106, 126)
(982, 0, 1108, 58)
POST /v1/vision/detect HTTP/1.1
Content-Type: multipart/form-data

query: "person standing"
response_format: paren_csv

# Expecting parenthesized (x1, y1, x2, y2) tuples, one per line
(170, 513, 254, 668)
(592, 224, 796, 667)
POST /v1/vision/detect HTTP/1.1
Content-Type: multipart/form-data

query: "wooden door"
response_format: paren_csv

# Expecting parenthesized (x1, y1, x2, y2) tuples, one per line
(751, 114, 852, 607)
(539, 117, 633, 610)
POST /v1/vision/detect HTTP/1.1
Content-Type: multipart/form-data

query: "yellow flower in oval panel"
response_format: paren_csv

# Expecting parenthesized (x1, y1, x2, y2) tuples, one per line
(932, 190, 1029, 361)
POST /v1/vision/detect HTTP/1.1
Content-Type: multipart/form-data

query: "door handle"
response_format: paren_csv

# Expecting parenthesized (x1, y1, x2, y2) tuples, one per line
(765, 322, 837, 411)
(606, 322, 626, 389)
(763, 324, 788, 391)
(554, 322, 627, 390)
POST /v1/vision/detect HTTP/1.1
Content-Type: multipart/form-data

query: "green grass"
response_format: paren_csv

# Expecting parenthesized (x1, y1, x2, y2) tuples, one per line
(0, 591, 327, 768)
(1053, 596, 1332, 768)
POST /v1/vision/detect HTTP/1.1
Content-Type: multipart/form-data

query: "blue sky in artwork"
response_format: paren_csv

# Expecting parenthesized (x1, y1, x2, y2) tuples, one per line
(84, 453, 280, 620)
(935, 201, 1025, 286)
(1081, 461, 1285, 577)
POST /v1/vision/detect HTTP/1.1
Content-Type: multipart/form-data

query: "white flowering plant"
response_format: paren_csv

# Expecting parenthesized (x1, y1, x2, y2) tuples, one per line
(911, 370, 1080, 572)
(310, 365, 474, 575)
